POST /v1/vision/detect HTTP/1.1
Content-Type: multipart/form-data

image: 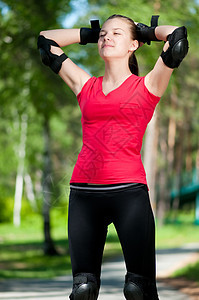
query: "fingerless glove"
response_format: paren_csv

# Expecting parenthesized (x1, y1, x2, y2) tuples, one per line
(136, 15, 160, 45)
(80, 20, 101, 45)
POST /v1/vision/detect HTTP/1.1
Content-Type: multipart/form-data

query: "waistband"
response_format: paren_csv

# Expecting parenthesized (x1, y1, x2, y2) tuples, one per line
(70, 182, 145, 192)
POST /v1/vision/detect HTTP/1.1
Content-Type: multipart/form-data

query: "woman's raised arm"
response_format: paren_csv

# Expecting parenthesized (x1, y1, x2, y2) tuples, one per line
(144, 24, 188, 97)
(37, 21, 100, 95)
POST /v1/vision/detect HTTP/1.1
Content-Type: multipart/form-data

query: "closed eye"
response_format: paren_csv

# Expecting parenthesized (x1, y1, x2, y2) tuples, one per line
(99, 32, 106, 38)
(99, 30, 122, 37)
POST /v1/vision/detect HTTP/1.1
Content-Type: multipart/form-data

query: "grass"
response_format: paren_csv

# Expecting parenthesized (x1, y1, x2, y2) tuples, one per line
(0, 212, 122, 280)
(156, 210, 199, 248)
(172, 260, 199, 284)
(156, 212, 199, 286)
(0, 247, 71, 279)
(0, 211, 199, 280)
(156, 222, 199, 249)
(0, 213, 71, 279)
(156, 218, 199, 286)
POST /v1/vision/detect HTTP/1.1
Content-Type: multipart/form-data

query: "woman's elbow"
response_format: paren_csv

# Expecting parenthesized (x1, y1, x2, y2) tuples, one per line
(39, 30, 49, 37)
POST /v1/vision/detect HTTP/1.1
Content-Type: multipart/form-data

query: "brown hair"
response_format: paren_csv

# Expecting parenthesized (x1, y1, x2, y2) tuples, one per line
(106, 14, 139, 76)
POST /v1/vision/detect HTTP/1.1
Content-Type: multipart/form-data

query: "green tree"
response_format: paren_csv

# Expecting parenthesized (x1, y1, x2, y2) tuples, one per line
(0, 0, 81, 254)
(1, 0, 198, 246)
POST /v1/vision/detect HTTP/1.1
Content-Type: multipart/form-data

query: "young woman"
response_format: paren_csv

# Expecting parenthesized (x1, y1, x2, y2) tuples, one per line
(38, 14, 188, 300)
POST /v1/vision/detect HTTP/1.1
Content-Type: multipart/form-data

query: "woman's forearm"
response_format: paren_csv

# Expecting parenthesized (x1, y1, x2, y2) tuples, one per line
(39, 28, 81, 47)
(155, 25, 178, 42)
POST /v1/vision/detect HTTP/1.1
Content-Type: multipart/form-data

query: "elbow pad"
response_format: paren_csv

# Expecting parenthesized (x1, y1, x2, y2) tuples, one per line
(37, 35, 68, 74)
(160, 26, 189, 68)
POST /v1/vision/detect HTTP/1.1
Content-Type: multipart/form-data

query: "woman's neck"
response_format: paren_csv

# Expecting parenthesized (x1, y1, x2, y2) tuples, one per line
(103, 60, 132, 84)
(101, 61, 132, 96)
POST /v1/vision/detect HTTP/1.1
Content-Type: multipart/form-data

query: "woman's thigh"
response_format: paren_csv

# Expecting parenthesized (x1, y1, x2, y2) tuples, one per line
(68, 189, 108, 278)
(112, 185, 156, 280)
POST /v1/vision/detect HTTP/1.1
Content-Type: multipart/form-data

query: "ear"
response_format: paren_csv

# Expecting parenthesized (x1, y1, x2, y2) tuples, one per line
(129, 40, 139, 53)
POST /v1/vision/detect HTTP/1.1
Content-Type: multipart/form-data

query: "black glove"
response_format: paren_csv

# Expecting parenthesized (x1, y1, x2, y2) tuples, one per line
(80, 20, 101, 45)
(136, 15, 160, 45)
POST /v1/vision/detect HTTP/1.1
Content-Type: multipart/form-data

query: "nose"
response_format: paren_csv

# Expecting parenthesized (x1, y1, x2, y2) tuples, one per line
(104, 34, 111, 41)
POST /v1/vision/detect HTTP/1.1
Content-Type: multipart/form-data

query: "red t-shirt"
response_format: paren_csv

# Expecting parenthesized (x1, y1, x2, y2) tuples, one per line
(70, 74, 160, 185)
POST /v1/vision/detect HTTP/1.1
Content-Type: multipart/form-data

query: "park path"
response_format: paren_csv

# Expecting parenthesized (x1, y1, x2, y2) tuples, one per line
(0, 243, 199, 300)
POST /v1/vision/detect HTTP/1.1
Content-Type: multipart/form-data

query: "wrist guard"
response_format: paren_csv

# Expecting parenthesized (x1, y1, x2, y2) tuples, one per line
(80, 20, 101, 45)
(136, 15, 160, 45)
(160, 26, 189, 68)
(37, 35, 68, 74)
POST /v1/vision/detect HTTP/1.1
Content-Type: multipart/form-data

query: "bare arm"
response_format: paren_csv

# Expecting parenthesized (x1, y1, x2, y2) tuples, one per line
(145, 25, 178, 97)
(40, 28, 81, 46)
(39, 28, 91, 95)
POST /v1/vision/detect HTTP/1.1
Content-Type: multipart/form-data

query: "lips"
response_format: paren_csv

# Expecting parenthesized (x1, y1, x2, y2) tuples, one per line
(102, 44, 114, 48)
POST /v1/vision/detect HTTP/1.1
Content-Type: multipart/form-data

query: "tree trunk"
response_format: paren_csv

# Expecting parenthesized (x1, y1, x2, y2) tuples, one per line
(172, 125, 184, 218)
(143, 112, 158, 212)
(42, 116, 58, 255)
(24, 173, 37, 210)
(185, 108, 193, 172)
(13, 113, 28, 227)
(167, 117, 176, 172)
(156, 134, 170, 226)
(195, 146, 199, 224)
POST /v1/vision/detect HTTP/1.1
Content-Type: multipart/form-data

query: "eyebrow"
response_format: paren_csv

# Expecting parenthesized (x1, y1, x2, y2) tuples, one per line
(100, 27, 125, 32)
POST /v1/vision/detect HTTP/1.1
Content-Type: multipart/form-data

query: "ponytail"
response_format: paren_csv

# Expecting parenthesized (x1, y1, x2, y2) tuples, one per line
(129, 52, 139, 76)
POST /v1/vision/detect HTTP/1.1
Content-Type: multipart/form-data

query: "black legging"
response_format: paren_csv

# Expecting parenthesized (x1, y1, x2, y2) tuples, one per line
(68, 184, 157, 285)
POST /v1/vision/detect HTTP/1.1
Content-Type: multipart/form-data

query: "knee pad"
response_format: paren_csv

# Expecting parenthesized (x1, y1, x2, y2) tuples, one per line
(161, 26, 189, 68)
(123, 272, 159, 300)
(69, 273, 99, 300)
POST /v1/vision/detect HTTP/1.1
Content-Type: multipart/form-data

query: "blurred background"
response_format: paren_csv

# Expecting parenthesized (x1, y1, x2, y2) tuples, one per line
(0, 0, 199, 282)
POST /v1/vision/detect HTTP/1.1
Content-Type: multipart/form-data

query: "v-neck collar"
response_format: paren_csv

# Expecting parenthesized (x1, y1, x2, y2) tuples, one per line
(99, 74, 134, 97)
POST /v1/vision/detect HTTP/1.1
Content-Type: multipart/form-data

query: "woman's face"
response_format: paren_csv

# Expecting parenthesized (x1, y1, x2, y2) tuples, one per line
(98, 18, 137, 61)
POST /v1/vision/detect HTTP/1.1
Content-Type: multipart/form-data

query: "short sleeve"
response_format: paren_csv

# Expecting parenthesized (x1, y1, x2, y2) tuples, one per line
(77, 77, 97, 106)
(142, 76, 161, 105)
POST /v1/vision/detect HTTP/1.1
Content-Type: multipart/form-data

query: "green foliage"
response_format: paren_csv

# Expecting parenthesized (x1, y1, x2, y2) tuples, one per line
(0, 0, 199, 230)
(0, 195, 41, 223)
(173, 260, 199, 284)
(156, 222, 199, 249)
(0, 0, 79, 224)
(0, 197, 14, 223)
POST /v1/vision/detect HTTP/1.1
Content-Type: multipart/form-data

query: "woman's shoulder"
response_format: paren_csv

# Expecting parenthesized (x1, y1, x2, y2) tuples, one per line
(77, 76, 97, 95)
(77, 76, 101, 100)
(125, 74, 161, 104)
